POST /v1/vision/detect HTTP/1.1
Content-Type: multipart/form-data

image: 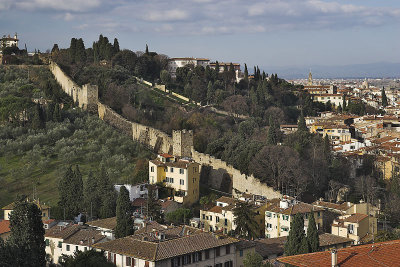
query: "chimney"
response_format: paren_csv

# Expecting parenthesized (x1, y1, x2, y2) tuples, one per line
(331, 249, 338, 267)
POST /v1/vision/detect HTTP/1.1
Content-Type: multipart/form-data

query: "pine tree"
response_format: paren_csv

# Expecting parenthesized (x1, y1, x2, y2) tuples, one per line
(382, 87, 388, 107)
(266, 115, 277, 145)
(233, 201, 259, 239)
(307, 212, 319, 252)
(297, 111, 308, 132)
(115, 186, 134, 238)
(8, 198, 46, 266)
(285, 213, 307, 256)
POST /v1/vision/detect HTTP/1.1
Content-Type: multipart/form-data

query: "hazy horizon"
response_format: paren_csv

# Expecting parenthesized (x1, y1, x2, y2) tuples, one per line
(1, 0, 399, 72)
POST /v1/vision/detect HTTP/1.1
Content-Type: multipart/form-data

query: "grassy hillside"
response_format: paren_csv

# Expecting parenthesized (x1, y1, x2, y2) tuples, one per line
(0, 66, 152, 216)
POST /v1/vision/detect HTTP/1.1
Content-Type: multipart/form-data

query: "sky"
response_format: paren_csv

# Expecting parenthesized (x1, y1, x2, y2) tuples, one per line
(0, 0, 399, 70)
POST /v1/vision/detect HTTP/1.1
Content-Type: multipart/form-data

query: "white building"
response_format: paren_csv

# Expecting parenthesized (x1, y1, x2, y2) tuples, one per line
(93, 224, 240, 267)
(45, 223, 108, 264)
(265, 198, 324, 238)
(168, 57, 210, 78)
(114, 183, 157, 202)
(1, 34, 19, 49)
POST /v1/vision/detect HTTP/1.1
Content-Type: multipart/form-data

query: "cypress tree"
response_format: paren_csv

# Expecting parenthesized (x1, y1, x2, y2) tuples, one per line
(215, 61, 220, 78)
(115, 186, 134, 238)
(145, 44, 149, 55)
(147, 186, 161, 222)
(84, 171, 101, 220)
(207, 81, 214, 104)
(266, 115, 277, 145)
(58, 166, 83, 219)
(297, 111, 308, 132)
(244, 63, 249, 84)
(343, 95, 347, 111)
(75, 38, 86, 63)
(307, 212, 320, 252)
(113, 38, 120, 53)
(285, 213, 307, 256)
(382, 87, 388, 107)
(8, 198, 46, 266)
(69, 38, 77, 63)
(53, 104, 62, 122)
(97, 167, 116, 219)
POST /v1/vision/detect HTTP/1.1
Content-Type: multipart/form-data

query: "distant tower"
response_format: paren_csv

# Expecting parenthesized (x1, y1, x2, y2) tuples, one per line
(308, 70, 313, 85)
(362, 78, 369, 90)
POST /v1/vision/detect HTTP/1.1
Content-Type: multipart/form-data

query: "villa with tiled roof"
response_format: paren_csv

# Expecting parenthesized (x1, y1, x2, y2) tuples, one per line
(93, 224, 243, 267)
(265, 197, 324, 238)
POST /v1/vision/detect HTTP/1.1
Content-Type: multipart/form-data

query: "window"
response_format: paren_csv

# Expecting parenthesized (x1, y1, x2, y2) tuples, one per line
(224, 219, 228, 226)
(151, 166, 154, 172)
(215, 264, 222, 267)
(76, 246, 78, 251)
(180, 179, 184, 185)
(266, 223, 272, 229)
(45, 239, 49, 246)
(58, 241, 62, 248)
(170, 167, 174, 173)
(66, 245, 70, 251)
(84, 247, 87, 251)
(210, 216, 213, 221)
(205, 249, 210, 259)
(317, 212, 321, 217)
(225, 245, 230, 254)
(224, 261, 233, 267)
(216, 247, 220, 257)
(210, 226, 213, 232)
(348, 224, 354, 234)
(202, 214, 205, 220)
(43, 213, 46, 217)
(180, 169, 184, 174)
(216, 216, 220, 223)
(266, 234, 270, 238)
(126, 257, 132, 266)
(240, 250, 243, 257)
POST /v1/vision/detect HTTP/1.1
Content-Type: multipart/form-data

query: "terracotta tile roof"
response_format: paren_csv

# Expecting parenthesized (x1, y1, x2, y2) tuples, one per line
(0, 220, 10, 235)
(160, 153, 174, 158)
(312, 200, 352, 212)
(2, 200, 50, 210)
(278, 239, 400, 267)
(318, 233, 353, 247)
(343, 213, 368, 223)
(208, 206, 223, 213)
(63, 228, 106, 246)
(132, 198, 147, 207)
(45, 224, 80, 239)
(93, 231, 239, 261)
(255, 237, 286, 258)
(266, 200, 324, 215)
(87, 217, 117, 230)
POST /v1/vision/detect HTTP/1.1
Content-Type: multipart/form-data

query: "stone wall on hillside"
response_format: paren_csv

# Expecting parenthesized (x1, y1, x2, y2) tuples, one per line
(50, 61, 281, 199)
(192, 149, 282, 199)
(49, 62, 98, 112)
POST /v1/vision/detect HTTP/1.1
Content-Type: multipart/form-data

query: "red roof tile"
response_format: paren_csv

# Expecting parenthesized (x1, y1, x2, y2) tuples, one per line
(0, 220, 10, 235)
(278, 239, 400, 267)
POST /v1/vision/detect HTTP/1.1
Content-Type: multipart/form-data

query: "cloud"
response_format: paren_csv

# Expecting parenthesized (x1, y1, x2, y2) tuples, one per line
(143, 9, 189, 22)
(2, 0, 104, 12)
(2, 0, 400, 35)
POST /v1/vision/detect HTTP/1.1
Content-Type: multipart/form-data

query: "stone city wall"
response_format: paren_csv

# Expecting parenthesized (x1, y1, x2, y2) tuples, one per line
(192, 149, 282, 199)
(49, 62, 98, 112)
(50, 61, 281, 199)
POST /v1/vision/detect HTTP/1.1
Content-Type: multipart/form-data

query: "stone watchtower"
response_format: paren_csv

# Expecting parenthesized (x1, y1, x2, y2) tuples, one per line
(81, 84, 99, 113)
(172, 130, 194, 157)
